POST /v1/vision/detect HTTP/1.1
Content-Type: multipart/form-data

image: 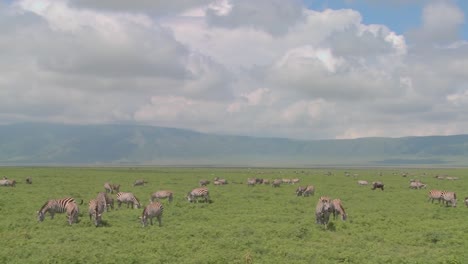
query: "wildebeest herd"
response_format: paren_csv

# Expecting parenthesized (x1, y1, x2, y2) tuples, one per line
(2, 171, 466, 229)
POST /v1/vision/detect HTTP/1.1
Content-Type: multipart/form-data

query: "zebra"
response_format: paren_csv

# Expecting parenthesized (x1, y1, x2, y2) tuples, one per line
(88, 199, 102, 227)
(104, 182, 113, 193)
(151, 190, 174, 203)
(133, 179, 147, 187)
(357, 180, 368, 186)
(302, 185, 315, 196)
(291, 178, 300, 184)
(199, 179, 210, 187)
(0, 179, 16, 187)
(371, 181, 384, 191)
(295, 186, 306, 196)
(332, 199, 347, 221)
(141, 201, 164, 227)
(442, 191, 457, 207)
(247, 178, 256, 186)
(428, 190, 444, 204)
(271, 179, 282, 188)
(66, 201, 79, 225)
(315, 196, 333, 225)
(26, 177, 32, 184)
(409, 181, 427, 189)
(116, 192, 141, 209)
(186, 187, 210, 203)
(37, 197, 82, 222)
(464, 197, 468, 207)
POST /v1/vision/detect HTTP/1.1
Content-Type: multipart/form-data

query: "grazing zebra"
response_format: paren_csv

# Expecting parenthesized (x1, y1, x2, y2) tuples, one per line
(104, 182, 113, 193)
(88, 199, 102, 227)
(117, 192, 141, 209)
(302, 185, 315, 196)
(37, 197, 81, 222)
(66, 201, 79, 225)
(332, 199, 347, 221)
(428, 190, 444, 204)
(315, 196, 333, 225)
(141, 201, 164, 227)
(26, 177, 32, 184)
(271, 179, 282, 188)
(442, 191, 457, 207)
(133, 179, 147, 187)
(282, 179, 292, 184)
(96, 192, 109, 213)
(262, 179, 270, 185)
(213, 177, 228, 185)
(371, 181, 384, 191)
(296, 186, 306, 196)
(291, 178, 300, 184)
(247, 178, 256, 186)
(186, 187, 210, 203)
(357, 180, 368, 186)
(409, 181, 427, 189)
(151, 190, 174, 203)
(0, 179, 16, 187)
(199, 179, 210, 187)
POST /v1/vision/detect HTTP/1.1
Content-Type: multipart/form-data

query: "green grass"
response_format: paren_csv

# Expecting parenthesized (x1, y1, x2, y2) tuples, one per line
(1, 167, 468, 263)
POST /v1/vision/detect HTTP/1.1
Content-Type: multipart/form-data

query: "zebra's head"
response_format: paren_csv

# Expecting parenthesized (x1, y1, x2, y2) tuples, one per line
(133, 198, 141, 209)
(94, 213, 102, 227)
(37, 211, 45, 222)
(186, 192, 194, 203)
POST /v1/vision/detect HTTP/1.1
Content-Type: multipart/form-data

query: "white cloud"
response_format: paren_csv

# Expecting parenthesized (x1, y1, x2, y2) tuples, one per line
(1, 0, 468, 140)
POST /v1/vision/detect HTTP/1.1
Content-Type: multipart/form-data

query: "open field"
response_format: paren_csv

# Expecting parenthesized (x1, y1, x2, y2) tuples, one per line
(1, 166, 467, 263)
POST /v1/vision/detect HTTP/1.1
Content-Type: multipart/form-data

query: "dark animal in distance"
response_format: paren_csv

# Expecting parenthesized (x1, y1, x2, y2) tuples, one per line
(371, 181, 384, 191)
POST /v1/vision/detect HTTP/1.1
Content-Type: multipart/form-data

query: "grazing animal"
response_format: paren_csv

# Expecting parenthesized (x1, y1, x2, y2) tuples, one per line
(133, 179, 147, 187)
(357, 180, 368, 186)
(186, 187, 210, 203)
(428, 190, 444, 204)
(247, 178, 256, 186)
(332, 199, 347, 221)
(116, 192, 141, 209)
(296, 186, 306, 196)
(37, 197, 81, 222)
(151, 190, 174, 203)
(371, 181, 384, 191)
(282, 179, 292, 184)
(199, 179, 210, 187)
(0, 179, 16, 187)
(442, 191, 457, 207)
(291, 178, 300, 184)
(315, 196, 333, 225)
(104, 182, 113, 193)
(464, 197, 468, 207)
(141, 202, 164, 227)
(66, 201, 79, 225)
(26, 177, 32, 184)
(213, 177, 228, 185)
(271, 179, 282, 188)
(110, 184, 120, 193)
(302, 185, 315, 196)
(409, 181, 426, 189)
(88, 199, 102, 227)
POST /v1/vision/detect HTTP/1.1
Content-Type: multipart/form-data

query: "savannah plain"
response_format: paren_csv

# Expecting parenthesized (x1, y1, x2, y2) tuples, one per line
(0, 166, 467, 263)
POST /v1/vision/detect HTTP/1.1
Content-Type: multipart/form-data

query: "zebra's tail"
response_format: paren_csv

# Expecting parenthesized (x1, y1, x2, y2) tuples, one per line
(78, 199, 84, 205)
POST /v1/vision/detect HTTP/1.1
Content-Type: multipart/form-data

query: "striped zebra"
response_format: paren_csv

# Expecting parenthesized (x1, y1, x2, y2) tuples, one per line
(302, 185, 315, 196)
(66, 201, 79, 225)
(247, 178, 256, 186)
(88, 199, 102, 227)
(133, 179, 147, 187)
(37, 197, 82, 222)
(315, 196, 333, 225)
(271, 179, 282, 188)
(104, 182, 113, 193)
(332, 199, 347, 221)
(296, 186, 306, 196)
(151, 190, 174, 203)
(186, 187, 210, 203)
(442, 191, 457, 207)
(117, 192, 141, 209)
(0, 179, 16, 187)
(141, 201, 164, 227)
(428, 190, 444, 204)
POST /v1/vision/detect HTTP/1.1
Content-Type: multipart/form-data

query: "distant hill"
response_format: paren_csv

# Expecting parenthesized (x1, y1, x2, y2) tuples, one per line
(0, 123, 467, 166)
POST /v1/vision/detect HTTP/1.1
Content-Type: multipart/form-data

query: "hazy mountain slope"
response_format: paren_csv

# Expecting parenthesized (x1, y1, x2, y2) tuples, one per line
(0, 123, 467, 166)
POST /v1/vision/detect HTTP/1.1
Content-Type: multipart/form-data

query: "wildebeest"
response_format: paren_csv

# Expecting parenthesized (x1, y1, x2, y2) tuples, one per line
(315, 196, 333, 225)
(371, 181, 384, 191)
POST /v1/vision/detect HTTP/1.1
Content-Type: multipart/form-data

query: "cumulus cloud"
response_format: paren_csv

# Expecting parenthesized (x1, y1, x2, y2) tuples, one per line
(1, 0, 468, 139)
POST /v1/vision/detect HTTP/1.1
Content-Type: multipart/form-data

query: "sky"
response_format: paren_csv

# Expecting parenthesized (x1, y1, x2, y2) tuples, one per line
(1, 0, 468, 140)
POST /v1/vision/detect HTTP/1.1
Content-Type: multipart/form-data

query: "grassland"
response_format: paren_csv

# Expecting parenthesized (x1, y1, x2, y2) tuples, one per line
(0, 166, 467, 263)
